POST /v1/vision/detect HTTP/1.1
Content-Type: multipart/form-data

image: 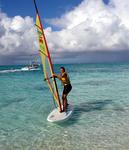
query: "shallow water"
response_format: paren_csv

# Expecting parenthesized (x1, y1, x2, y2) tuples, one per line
(0, 63, 129, 150)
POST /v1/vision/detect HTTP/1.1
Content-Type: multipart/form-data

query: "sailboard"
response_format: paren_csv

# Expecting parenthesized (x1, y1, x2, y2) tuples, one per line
(33, 0, 73, 122)
(47, 104, 74, 122)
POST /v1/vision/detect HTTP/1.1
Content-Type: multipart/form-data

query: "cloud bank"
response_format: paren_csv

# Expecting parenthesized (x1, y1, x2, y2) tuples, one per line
(1, 0, 129, 65)
(0, 12, 38, 65)
(46, 0, 129, 52)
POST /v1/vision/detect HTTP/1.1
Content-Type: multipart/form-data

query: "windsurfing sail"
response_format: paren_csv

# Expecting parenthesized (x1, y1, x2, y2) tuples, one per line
(33, 0, 62, 112)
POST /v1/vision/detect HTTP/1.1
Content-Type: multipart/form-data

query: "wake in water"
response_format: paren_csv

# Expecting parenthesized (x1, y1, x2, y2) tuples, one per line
(0, 68, 40, 74)
(0, 69, 22, 73)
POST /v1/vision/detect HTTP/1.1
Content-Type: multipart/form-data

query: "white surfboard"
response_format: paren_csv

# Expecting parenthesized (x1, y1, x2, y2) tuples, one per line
(47, 104, 74, 123)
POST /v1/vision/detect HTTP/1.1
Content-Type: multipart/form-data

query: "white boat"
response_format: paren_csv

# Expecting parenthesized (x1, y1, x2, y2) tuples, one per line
(21, 62, 40, 71)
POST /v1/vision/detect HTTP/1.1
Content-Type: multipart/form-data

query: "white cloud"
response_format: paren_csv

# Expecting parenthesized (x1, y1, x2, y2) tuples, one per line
(1, 0, 129, 65)
(46, 0, 129, 53)
(0, 12, 38, 65)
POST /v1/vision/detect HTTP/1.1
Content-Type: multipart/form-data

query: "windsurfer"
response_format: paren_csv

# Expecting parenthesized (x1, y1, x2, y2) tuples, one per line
(53, 67, 72, 112)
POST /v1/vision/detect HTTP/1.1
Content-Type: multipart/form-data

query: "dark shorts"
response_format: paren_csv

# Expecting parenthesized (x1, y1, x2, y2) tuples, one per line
(63, 84, 72, 95)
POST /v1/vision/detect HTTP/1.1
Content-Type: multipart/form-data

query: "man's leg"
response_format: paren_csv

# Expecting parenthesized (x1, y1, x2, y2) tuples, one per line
(62, 94, 68, 112)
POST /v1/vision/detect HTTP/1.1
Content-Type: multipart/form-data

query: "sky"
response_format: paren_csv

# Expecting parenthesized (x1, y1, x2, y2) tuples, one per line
(0, 0, 129, 65)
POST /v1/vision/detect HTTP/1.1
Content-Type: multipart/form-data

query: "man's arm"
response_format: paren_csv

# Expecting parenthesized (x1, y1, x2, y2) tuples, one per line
(53, 74, 62, 80)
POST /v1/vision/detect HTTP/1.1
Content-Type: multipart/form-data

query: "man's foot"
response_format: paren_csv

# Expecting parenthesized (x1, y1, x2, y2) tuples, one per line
(63, 107, 67, 112)
(60, 110, 64, 113)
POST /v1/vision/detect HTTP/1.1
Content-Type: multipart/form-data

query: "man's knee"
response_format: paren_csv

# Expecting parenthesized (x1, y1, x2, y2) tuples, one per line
(62, 94, 66, 99)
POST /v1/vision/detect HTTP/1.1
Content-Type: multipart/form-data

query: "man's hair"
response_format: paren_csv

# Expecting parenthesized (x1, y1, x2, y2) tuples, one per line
(60, 67, 65, 72)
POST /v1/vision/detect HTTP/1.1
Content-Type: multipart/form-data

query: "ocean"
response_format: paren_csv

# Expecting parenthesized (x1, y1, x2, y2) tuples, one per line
(0, 63, 129, 150)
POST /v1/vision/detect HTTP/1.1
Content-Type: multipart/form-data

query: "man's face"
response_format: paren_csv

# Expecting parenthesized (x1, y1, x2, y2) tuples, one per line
(60, 68, 64, 74)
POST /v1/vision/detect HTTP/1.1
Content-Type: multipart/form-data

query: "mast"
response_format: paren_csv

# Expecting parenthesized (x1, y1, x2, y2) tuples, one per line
(33, 0, 62, 112)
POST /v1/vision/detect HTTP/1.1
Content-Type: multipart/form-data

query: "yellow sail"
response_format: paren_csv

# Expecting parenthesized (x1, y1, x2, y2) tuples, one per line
(34, 0, 62, 112)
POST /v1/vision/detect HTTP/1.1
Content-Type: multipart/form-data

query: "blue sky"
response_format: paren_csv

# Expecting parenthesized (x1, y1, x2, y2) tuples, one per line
(1, 0, 83, 17)
(1, 0, 129, 65)
(1, 0, 109, 19)
(1, 0, 86, 29)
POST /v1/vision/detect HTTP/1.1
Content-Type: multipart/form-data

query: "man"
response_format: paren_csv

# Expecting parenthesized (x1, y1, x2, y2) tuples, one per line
(53, 67, 72, 112)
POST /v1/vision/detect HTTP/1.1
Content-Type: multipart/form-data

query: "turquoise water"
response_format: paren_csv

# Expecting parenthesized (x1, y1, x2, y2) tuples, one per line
(0, 63, 129, 150)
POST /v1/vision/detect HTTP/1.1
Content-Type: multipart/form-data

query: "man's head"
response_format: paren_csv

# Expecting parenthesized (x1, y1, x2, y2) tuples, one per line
(60, 67, 65, 74)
